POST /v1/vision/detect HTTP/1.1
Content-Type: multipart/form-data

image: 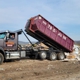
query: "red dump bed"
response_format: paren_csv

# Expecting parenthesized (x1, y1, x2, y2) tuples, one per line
(25, 15, 74, 52)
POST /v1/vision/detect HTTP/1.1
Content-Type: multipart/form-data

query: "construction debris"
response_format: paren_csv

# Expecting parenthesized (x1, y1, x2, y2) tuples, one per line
(64, 45, 80, 61)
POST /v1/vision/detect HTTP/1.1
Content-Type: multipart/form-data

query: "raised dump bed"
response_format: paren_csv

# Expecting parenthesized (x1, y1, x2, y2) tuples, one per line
(25, 15, 74, 52)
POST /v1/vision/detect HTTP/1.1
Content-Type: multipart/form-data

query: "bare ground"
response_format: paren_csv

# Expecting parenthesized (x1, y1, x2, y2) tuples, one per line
(0, 59, 80, 80)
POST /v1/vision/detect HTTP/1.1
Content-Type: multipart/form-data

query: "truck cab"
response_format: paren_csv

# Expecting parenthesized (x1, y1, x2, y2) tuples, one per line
(0, 30, 22, 64)
(0, 31, 19, 50)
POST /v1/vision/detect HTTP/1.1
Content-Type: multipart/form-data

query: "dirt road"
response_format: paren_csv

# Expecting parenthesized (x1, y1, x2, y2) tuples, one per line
(0, 59, 80, 80)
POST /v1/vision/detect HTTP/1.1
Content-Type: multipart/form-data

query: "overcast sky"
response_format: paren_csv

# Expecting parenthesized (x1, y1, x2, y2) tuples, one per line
(0, 0, 80, 42)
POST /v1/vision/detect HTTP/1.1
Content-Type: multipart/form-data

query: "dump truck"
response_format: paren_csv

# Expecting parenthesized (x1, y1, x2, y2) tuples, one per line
(25, 15, 74, 59)
(0, 15, 74, 64)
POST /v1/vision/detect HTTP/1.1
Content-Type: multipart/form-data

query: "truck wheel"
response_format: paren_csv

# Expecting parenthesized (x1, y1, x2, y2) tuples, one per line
(49, 52, 57, 61)
(39, 51, 47, 60)
(0, 53, 4, 64)
(57, 52, 65, 60)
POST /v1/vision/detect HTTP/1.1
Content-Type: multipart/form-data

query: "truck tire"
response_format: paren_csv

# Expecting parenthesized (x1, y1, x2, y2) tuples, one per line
(0, 53, 4, 64)
(49, 52, 57, 61)
(39, 51, 47, 60)
(57, 52, 65, 60)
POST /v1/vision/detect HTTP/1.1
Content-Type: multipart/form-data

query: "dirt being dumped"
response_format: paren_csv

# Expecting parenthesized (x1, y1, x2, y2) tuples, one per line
(0, 59, 80, 80)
